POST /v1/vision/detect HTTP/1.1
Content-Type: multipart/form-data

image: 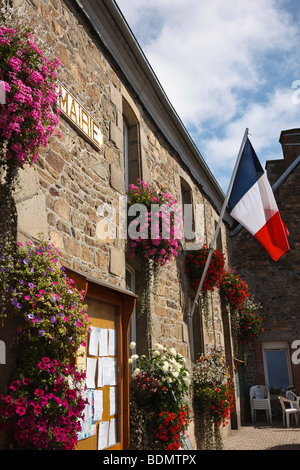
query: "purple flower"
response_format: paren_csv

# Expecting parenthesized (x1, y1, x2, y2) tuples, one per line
(28, 283, 35, 288)
(38, 330, 45, 336)
(23, 258, 30, 264)
(11, 298, 18, 305)
(16, 303, 23, 309)
(50, 316, 56, 323)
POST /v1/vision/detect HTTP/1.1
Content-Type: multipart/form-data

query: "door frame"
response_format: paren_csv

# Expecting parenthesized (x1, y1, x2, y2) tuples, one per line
(64, 268, 137, 450)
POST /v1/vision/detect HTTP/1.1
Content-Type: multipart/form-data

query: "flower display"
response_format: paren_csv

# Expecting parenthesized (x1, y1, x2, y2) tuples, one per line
(0, 23, 60, 170)
(0, 238, 90, 449)
(129, 343, 191, 450)
(126, 180, 182, 266)
(220, 269, 249, 309)
(237, 297, 263, 344)
(192, 349, 234, 449)
(185, 245, 225, 292)
(0, 239, 90, 358)
(194, 382, 234, 426)
(156, 406, 190, 450)
(0, 358, 87, 450)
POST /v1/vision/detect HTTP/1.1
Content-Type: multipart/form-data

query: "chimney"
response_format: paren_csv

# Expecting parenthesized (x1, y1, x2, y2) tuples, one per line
(279, 128, 300, 169)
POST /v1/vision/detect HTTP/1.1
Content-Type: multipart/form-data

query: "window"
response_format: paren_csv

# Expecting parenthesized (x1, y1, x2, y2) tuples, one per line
(122, 100, 141, 188)
(123, 117, 129, 189)
(263, 342, 292, 391)
(0, 340, 5, 364)
(180, 178, 195, 242)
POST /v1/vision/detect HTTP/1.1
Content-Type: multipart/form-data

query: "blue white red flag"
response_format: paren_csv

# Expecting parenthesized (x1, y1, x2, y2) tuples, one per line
(227, 137, 290, 261)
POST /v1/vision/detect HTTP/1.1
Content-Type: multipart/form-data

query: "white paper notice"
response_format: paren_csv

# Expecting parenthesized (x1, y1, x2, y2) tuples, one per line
(97, 358, 103, 387)
(93, 390, 103, 421)
(103, 357, 117, 386)
(98, 421, 109, 450)
(88, 326, 101, 356)
(109, 387, 117, 416)
(108, 329, 116, 356)
(86, 357, 97, 388)
(108, 418, 117, 447)
(99, 329, 108, 356)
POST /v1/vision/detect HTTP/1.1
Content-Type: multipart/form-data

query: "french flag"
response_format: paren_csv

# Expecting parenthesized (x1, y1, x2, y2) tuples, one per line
(227, 137, 290, 261)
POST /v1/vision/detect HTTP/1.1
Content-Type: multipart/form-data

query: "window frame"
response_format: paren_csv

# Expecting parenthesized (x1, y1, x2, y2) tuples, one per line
(262, 342, 293, 390)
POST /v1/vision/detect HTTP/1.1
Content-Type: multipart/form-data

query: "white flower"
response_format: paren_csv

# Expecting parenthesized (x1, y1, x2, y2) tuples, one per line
(153, 350, 160, 357)
(169, 347, 177, 356)
(132, 368, 140, 377)
(166, 376, 173, 383)
(130, 354, 139, 361)
(183, 377, 190, 386)
(129, 342, 136, 350)
(154, 343, 164, 350)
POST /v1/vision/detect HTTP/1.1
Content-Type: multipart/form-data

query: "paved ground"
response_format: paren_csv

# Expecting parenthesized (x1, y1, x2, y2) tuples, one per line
(223, 420, 300, 450)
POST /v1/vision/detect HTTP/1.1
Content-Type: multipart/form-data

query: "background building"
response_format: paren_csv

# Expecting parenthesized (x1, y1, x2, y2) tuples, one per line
(231, 128, 300, 422)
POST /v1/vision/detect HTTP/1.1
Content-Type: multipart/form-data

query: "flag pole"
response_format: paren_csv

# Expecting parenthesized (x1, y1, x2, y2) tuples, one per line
(187, 128, 249, 359)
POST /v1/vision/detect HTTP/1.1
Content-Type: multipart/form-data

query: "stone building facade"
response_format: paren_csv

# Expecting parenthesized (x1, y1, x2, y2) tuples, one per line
(0, 0, 240, 450)
(231, 128, 300, 421)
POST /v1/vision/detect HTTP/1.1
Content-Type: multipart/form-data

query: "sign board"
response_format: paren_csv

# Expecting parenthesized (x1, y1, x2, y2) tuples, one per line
(57, 81, 103, 149)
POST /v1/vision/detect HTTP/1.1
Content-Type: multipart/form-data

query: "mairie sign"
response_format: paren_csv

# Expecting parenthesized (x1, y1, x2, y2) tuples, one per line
(57, 81, 103, 149)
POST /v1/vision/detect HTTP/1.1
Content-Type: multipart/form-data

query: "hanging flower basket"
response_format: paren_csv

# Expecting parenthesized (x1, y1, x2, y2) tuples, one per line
(129, 343, 191, 450)
(0, 238, 90, 450)
(0, 358, 88, 450)
(0, 24, 60, 171)
(192, 350, 234, 449)
(0, 15, 60, 251)
(0, 238, 90, 356)
(220, 270, 249, 309)
(185, 245, 225, 292)
(237, 299, 263, 344)
(126, 180, 182, 267)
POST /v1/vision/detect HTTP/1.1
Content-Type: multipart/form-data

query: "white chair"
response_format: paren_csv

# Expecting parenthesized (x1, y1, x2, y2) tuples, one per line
(286, 390, 300, 420)
(250, 385, 272, 423)
(278, 396, 299, 428)
(286, 390, 300, 408)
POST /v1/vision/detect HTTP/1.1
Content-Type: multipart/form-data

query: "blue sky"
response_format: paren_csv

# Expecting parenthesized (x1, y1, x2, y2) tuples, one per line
(115, 0, 300, 193)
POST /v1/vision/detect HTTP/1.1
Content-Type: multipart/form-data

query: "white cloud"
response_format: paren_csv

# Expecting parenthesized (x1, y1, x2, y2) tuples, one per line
(116, 0, 300, 191)
(201, 87, 300, 191)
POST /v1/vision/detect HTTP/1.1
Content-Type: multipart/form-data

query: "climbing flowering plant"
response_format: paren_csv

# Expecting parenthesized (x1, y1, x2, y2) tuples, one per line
(129, 342, 191, 450)
(0, 238, 90, 358)
(185, 245, 225, 292)
(0, 357, 87, 450)
(126, 180, 182, 266)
